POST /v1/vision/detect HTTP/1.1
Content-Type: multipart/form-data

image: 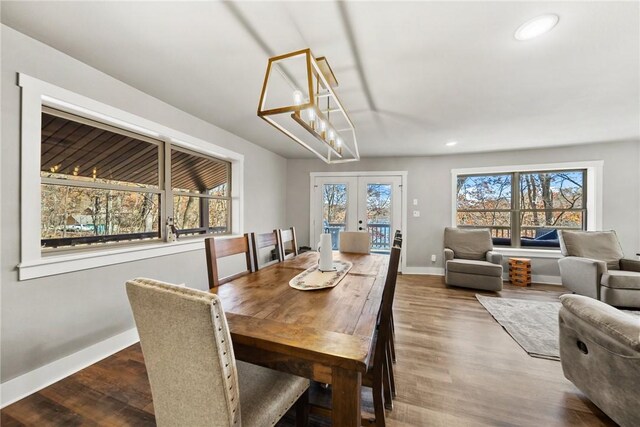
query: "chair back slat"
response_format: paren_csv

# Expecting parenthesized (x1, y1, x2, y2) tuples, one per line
(255, 231, 279, 248)
(205, 234, 254, 288)
(215, 235, 250, 258)
(251, 230, 281, 270)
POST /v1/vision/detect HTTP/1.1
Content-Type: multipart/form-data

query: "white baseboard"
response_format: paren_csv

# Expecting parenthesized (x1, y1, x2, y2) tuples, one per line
(404, 266, 562, 286)
(402, 266, 445, 275)
(0, 328, 139, 408)
(531, 275, 562, 285)
(501, 272, 562, 285)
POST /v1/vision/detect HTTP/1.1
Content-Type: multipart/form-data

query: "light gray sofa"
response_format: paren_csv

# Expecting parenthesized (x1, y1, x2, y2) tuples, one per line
(559, 294, 640, 427)
(558, 230, 640, 308)
(444, 227, 503, 291)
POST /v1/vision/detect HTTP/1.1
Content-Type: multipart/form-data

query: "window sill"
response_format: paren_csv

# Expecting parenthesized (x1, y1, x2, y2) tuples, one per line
(493, 247, 563, 259)
(18, 235, 238, 281)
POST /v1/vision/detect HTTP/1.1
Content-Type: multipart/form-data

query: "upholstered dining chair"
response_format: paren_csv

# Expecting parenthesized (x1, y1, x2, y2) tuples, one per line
(558, 230, 640, 308)
(205, 234, 254, 288)
(443, 227, 503, 291)
(126, 278, 310, 427)
(339, 231, 370, 254)
(277, 227, 299, 260)
(250, 230, 281, 271)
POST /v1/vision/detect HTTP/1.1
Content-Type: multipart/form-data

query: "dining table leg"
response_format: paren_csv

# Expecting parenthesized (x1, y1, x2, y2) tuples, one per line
(332, 366, 362, 427)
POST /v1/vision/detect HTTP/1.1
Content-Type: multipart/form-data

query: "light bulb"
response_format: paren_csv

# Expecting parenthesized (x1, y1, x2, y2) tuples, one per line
(319, 120, 326, 132)
(328, 129, 335, 141)
(293, 90, 303, 105)
(337, 138, 342, 147)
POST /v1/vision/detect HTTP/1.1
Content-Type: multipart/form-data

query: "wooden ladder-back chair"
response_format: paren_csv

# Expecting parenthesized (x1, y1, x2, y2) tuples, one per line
(251, 230, 281, 271)
(313, 245, 401, 426)
(277, 227, 299, 260)
(386, 236, 403, 399)
(363, 244, 401, 426)
(205, 234, 254, 288)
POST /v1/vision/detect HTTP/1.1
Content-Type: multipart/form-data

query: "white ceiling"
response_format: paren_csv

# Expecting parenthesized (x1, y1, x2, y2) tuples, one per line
(2, 1, 639, 158)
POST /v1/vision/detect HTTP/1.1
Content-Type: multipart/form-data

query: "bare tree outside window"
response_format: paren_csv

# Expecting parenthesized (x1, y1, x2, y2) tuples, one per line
(456, 170, 586, 248)
(40, 108, 231, 248)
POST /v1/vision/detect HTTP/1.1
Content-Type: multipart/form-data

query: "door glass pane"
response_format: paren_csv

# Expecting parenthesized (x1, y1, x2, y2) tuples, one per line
(322, 184, 347, 249)
(366, 183, 392, 253)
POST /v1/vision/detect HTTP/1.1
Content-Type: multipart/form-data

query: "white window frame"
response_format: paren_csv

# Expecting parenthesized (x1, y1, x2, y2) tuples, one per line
(451, 161, 603, 259)
(18, 73, 244, 280)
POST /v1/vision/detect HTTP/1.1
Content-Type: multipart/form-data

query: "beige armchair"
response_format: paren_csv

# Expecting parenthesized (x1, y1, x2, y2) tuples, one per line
(126, 278, 309, 427)
(444, 227, 503, 291)
(559, 294, 640, 427)
(558, 230, 640, 308)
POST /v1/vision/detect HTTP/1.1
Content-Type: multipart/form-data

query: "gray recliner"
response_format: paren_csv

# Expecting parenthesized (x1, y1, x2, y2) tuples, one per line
(558, 230, 640, 308)
(444, 227, 503, 291)
(559, 294, 640, 427)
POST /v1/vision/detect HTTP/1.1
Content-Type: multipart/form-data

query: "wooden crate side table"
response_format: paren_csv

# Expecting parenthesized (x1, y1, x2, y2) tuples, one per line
(509, 258, 531, 287)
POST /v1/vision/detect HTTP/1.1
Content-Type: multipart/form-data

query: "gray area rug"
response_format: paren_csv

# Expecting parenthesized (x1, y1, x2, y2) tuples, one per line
(476, 295, 640, 361)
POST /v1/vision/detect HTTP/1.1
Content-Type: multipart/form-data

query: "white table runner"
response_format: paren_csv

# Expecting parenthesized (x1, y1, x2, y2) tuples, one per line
(289, 260, 353, 290)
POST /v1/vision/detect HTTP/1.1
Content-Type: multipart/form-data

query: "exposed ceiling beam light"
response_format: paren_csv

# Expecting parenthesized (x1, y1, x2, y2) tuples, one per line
(514, 14, 559, 41)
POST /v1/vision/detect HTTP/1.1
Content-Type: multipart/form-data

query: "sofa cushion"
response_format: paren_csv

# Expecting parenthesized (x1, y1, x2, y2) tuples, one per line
(559, 230, 624, 270)
(444, 227, 492, 260)
(446, 259, 502, 277)
(601, 270, 640, 290)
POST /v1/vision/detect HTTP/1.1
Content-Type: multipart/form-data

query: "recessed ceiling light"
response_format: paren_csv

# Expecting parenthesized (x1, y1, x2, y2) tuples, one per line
(446, 141, 458, 147)
(515, 14, 559, 41)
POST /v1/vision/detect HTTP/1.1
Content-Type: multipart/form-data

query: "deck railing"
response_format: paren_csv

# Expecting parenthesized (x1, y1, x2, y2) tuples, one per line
(323, 222, 391, 251)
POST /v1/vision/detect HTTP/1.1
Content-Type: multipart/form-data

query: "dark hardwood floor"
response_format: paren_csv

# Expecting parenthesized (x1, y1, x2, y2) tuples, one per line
(1, 276, 617, 426)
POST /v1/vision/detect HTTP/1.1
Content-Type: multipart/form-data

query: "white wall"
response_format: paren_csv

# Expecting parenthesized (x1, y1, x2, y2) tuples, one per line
(0, 26, 288, 383)
(287, 140, 640, 278)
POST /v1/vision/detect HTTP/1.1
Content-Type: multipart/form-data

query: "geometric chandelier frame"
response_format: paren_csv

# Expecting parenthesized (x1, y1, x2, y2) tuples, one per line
(257, 48, 359, 163)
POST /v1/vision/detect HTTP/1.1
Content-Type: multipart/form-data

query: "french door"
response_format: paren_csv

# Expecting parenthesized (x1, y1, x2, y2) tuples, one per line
(311, 174, 403, 253)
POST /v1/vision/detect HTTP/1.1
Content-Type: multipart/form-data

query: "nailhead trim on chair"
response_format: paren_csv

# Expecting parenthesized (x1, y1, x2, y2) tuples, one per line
(269, 388, 307, 426)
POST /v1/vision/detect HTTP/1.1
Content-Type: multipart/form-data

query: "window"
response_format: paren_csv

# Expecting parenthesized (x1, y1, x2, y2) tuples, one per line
(456, 169, 586, 248)
(171, 148, 231, 236)
(40, 108, 231, 249)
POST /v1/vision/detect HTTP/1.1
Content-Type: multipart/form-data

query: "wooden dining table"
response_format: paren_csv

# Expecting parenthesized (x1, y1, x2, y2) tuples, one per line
(210, 250, 388, 426)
